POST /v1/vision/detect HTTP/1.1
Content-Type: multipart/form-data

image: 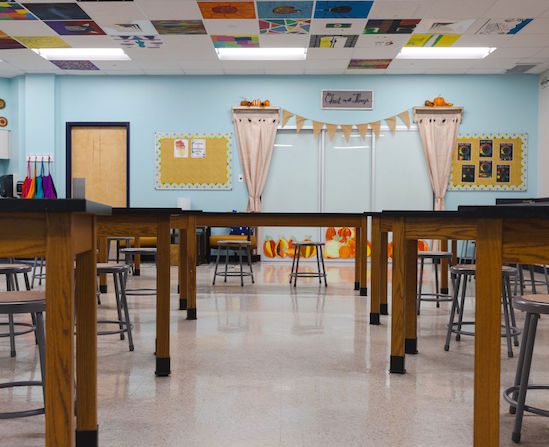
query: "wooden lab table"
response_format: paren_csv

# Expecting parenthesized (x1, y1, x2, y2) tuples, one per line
(0, 199, 110, 447)
(373, 206, 549, 447)
(97, 208, 193, 377)
(172, 212, 369, 320)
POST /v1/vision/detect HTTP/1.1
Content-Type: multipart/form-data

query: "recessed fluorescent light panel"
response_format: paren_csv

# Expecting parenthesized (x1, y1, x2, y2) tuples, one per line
(396, 47, 496, 59)
(33, 48, 130, 61)
(216, 48, 307, 61)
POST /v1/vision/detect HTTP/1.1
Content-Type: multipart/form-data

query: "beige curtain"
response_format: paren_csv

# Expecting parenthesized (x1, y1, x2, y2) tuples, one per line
(417, 112, 462, 210)
(232, 110, 279, 212)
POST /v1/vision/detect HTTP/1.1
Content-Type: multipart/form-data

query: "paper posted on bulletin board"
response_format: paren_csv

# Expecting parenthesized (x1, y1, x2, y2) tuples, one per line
(448, 133, 527, 191)
(154, 132, 232, 190)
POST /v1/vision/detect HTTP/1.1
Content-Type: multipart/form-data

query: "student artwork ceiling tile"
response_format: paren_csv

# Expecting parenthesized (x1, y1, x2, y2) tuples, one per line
(0, 2, 36, 20)
(313, 1, 374, 19)
(259, 19, 311, 34)
(151, 20, 207, 35)
(198, 2, 256, 19)
(50, 60, 99, 71)
(309, 34, 357, 48)
(45, 20, 105, 36)
(347, 58, 392, 69)
(101, 20, 159, 36)
(257, 1, 314, 19)
(415, 18, 475, 35)
(475, 18, 533, 35)
(15, 35, 70, 48)
(0, 30, 24, 48)
(23, 3, 91, 21)
(405, 34, 461, 47)
(211, 34, 259, 48)
(112, 35, 163, 49)
(364, 19, 421, 34)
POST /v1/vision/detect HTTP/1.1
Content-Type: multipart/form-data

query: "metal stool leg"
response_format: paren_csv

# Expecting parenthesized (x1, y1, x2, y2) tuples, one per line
(224, 246, 229, 283)
(456, 274, 468, 341)
(417, 257, 425, 315)
(510, 312, 533, 415)
(246, 245, 255, 284)
(34, 311, 46, 404)
(529, 265, 537, 294)
(290, 247, 297, 284)
(112, 272, 125, 340)
(434, 260, 440, 308)
(445, 274, 461, 351)
(118, 272, 134, 352)
(213, 246, 221, 285)
(294, 246, 301, 288)
(506, 276, 520, 347)
(501, 277, 514, 358)
(545, 266, 549, 294)
(315, 248, 322, 285)
(238, 246, 244, 287)
(319, 245, 327, 287)
(8, 313, 15, 357)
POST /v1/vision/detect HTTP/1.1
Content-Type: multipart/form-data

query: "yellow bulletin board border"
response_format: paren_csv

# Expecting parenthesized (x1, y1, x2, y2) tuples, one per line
(448, 133, 527, 191)
(154, 132, 232, 190)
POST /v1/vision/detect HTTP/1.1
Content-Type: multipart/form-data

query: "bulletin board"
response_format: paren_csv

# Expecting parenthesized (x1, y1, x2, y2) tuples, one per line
(448, 133, 527, 191)
(154, 132, 232, 190)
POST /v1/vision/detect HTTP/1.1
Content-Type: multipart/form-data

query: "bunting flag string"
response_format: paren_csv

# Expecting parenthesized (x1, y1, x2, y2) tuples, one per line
(279, 107, 414, 141)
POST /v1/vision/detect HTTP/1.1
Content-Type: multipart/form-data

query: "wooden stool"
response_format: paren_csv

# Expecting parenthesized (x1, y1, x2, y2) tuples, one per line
(289, 242, 327, 288)
(0, 291, 45, 419)
(213, 240, 254, 287)
(417, 251, 453, 314)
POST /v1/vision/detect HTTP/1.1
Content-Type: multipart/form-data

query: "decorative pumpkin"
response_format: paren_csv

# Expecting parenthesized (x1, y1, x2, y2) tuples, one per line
(285, 237, 296, 257)
(425, 100, 434, 107)
(367, 240, 372, 257)
(263, 237, 276, 258)
(300, 237, 316, 258)
(433, 96, 453, 107)
(275, 237, 289, 257)
(324, 240, 341, 259)
(326, 227, 337, 241)
(418, 240, 429, 252)
(388, 241, 393, 259)
(339, 244, 352, 258)
(260, 100, 270, 107)
(252, 99, 261, 106)
(347, 239, 356, 257)
(337, 227, 353, 240)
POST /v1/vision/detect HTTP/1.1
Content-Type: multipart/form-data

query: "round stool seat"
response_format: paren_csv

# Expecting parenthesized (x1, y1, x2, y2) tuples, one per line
(108, 237, 132, 241)
(120, 247, 157, 255)
(514, 294, 549, 314)
(0, 291, 45, 314)
(217, 240, 252, 246)
(0, 264, 32, 274)
(96, 263, 129, 274)
(418, 251, 452, 259)
(450, 264, 517, 276)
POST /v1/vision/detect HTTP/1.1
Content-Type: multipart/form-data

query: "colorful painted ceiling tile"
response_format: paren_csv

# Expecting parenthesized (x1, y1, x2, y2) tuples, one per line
(14, 35, 70, 48)
(0, 2, 36, 20)
(0, 32, 24, 49)
(198, 2, 256, 19)
(257, 1, 313, 19)
(51, 60, 99, 70)
(45, 20, 105, 36)
(259, 19, 310, 34)
(476, 18, 533, 35)
(151, 20, 206, 35)
(405, 34, 460, 47)
(418, 19, 475, 34)
(310, 34, 357, 48)
(23, 2, 90, 21)
(364, 19, 420, 34)
(348, 58, 391, 69)
(211, 35, 259, 48)
(314, 1, 373, 19)
(326, 22, 352, 29)
(112, 35, 163, 49)
(102, 20, 158, 36)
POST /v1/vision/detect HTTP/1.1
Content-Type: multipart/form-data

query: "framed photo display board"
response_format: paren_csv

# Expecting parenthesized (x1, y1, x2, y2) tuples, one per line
(154, 132, 232, 190)
(449, 133, 527, 191)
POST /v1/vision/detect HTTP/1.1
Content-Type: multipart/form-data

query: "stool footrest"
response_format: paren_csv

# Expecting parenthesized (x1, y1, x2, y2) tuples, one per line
(503, 385, 549, 417)
(447, 321, 520, 338)
(0, 321, 34, 338)
(0, 381, 44, 419)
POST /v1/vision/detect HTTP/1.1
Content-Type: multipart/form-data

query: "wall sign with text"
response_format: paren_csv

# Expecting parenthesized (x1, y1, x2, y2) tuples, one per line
(321, 89, 373, 110)
(448, 133, 527, 191)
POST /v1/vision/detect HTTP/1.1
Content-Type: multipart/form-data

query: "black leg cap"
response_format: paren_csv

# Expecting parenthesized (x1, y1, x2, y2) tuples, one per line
(405, 338, 418, 354)
(370, 313, 380, 325)
(187, 308, 197, 320)
(441, 288, 449, 294)
(380, 303, 388, 315)
(179, 298, 187, 310)
(134, 269, 140, 276)
(354, 281, 360, 291)
(99, 285, 107, 294)
(389, 355, 406, 374)
(177, 285, 180, 294)
(76, 427, 98, 447)
(360, 287, 367, 296)
(155, 357, 171, 377)
(512, 432, 521, 443)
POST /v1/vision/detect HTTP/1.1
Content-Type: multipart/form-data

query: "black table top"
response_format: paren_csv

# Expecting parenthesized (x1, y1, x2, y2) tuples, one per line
(0, 198, 111, 214)
(112, 207, 198, 214)
(458, 205, 549, 218)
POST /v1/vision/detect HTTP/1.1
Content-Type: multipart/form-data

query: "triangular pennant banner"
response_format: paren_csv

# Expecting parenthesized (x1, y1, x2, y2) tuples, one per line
(398, 110, 411, 128)
(340, 124, 353, 142)
(325, 123, 338, 141)
(369, 120, 381, 138)
(281, 109, 294, 128)
(295, 115, 306, 132)
(385, 116, 397, 134)
(312, 120, 324, 138)
(356, 123, 368, 140)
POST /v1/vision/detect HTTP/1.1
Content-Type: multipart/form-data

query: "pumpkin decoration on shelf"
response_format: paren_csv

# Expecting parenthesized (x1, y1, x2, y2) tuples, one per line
(275, 237, 289, 258)
(425, 96, 453, 107)
(285, 237, 297, 257)
(263, 237, 276, 258)
(300, 237, 316, 258)
(239, 98, 272, 107)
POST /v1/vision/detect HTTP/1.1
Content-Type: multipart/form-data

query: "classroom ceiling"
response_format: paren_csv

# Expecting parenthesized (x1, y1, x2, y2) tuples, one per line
(0, 0, 548, 77)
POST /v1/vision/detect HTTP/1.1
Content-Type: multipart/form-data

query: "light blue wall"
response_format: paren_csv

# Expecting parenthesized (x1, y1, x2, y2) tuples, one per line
(9, 73, 540, 209)
(0, 76, 17, 176)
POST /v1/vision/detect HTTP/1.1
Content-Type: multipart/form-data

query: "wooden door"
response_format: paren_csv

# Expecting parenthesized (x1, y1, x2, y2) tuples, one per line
(69, 125, 129, 207)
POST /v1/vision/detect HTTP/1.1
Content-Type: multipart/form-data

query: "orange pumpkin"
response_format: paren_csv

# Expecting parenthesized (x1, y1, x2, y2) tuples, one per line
(324, 240, 340, 259)
(388, 241, 393, 259)
(338, 227, 352, 240)
(418, 240, 429, 252)
(276, 237, 289, 257)
(300, 238, 316, 258)
(285, 237, 296, 257)
(326, 227, 337, 241)
(367, 240, 372, 257)
(339, 244, 352, 258)
(252, 99, 261, 106)
(263, 238, 276, 258)
(347, 239, 356, 257)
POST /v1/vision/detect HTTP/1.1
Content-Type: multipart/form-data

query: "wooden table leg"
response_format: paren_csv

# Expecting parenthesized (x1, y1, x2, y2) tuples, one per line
(451, 239, 458, 265)
(46, 213, 75, 447)
(370, 216, 381, 325)
(178, 227, 188, 310)
(380, 231, 388, 315)
(155, 216, 171, 376)
(474, 219, 502, 446)
(390, 217, 406, 374)
(405, 238, 418, 355)
(186, 215, 197, 320)
(98, 236, 107, 293)
(75, 221, 98, 445)
(359, 216, 368, 296)
(354, 226, 361, 291)
(134, 236, 141, 275)
(441, 239, 449, 294)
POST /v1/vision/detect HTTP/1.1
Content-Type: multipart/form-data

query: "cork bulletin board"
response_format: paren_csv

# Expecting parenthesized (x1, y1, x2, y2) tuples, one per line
(449, 133, 527, 191)
(154, 132, 232, 190)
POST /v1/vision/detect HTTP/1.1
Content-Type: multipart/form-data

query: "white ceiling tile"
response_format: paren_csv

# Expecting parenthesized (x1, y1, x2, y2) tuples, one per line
(182, 67, 224, 74)
(369, 1, 422, 19)
(261, 60, 305, 74)
(259, 34, 309, 47)
(529, 62, 549, 73)
(466, 67, 507, 73)
(451, 34, 511, 46)
(502, 33, 549, 48)
(134, 0, 203, 20)
(62, 35, 121, 48)
(78, 2, 147, 23)
(223, 67, 265, 74)
(304, 67, 345, 74)
(102, 69, 145, 75)
(204, 19, 258, 35)
(415, 0, 495, 19)
(0, 20, 57, 37)
(309, 19, 367, 35)
(92, 60, 142, 71)
(352, 46, 400, 59)
(142, 68, 185, 75)
(346, 68, 390, 74)
(306, 48, 354, 60)
(305, 58, 350, 69)
(481, 0, 549, 18)
(180, 59, 222, 70)
(355, 34, 408, 48)
(489, 46, 542, 58)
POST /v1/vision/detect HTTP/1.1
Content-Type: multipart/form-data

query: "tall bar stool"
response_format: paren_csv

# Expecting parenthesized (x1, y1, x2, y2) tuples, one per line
(31, 257, 46, 288)
(120, 247, 157, 296)
(96, 263, 134, 351)
(213, 240, 254, 286)
(107, 237, 132, 262)
(289, 241, 327, 288)
(417, 251, 453, 314)
(445, 264, 520, 357)
(0, 291, 46, 419)
(514, 264, 549, 295)
(0, 263, 33, 357)
(503, 294, 549, 443)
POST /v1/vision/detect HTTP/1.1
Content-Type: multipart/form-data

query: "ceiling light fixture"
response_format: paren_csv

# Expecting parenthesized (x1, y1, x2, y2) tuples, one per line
(33, 48, 130, 61)
(396, 47, 496, 59)
(216, 48, 307, 61)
